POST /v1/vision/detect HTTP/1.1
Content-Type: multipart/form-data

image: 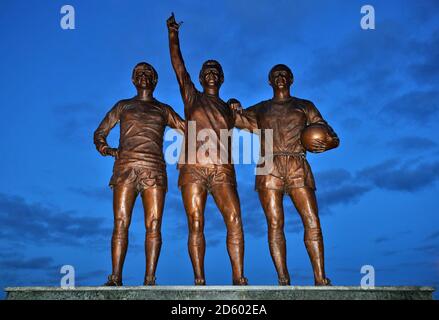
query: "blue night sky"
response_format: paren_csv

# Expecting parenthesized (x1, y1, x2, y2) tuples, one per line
(0, 0, 438, 298)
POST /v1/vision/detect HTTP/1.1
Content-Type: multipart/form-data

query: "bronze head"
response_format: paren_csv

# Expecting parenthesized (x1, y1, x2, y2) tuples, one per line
(199, 60, 224, 89)
(132, 62, 158, 90)
(269, 64, 294, 89)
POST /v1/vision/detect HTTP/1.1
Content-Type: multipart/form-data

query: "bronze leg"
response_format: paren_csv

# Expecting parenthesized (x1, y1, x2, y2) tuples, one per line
(288, 187, 330, 286)
(111, 184, 137, 281)
(258, 189, 290, 285)
(181, 184, 208, 285)
(141, 187, 166, 285)
(211, 184, 247, 285)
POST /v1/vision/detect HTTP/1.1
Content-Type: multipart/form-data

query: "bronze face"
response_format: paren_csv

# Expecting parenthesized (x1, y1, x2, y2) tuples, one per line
(132, 62, 158, 90)
(269, 64, 294, 89)
(198, 60, 224, 89)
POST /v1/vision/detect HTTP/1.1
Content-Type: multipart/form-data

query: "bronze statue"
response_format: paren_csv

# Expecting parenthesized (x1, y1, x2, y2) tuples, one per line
(94, 62, 184, 286)
(167, 13, 248, 285)
(230, 64, 339, 286)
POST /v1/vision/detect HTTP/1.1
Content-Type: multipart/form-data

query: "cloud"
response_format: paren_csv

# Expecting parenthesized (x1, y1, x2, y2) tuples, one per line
(373, 230, 411, 245)
(408, 31, 439, 86)
(380, 90, 439, 125)
(358, 158, 439, 192)
(68, 186, 112, 201)
(206, 238, 222, 247)
(426, 231, 439, 241)
(240, 194, 267, 238)
(0, 251, 63, 289)
(299, 12, 439, 129)
(340, 117, 363, 131)
(314, 169, 352, 188)
(387, 136, 437, 152)
(75, 269, 108, 284)
(317, 184, 371, 212)
(408, 0, 439, 23)
(380, 250, 400, 257)
(172, 0, 323, 97)
(0, 256, 54, 270)
(303, 23, 410, 97)
(413, 244, 439, 254)
(285, 218, 303, 235)
(374, 236, 391, 244)
(0, 192, 112, 246)
(51, 103, 105, 144)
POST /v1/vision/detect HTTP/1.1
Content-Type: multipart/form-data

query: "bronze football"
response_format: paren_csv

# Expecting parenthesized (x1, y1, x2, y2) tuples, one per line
(300, 124, 330, 152)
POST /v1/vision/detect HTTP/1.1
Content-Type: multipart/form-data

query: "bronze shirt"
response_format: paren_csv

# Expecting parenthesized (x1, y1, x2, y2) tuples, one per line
(235, 97, 332, 155)
(94, 98, 184, 170)
(177, 71, 235, 167)
(235, 97, 337, 187)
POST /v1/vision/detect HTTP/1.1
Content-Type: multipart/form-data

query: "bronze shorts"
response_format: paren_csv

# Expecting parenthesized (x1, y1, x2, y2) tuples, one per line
(256, 155, 316, 193)
(109, 165, 167, 193)
(178, 165, 237, 192)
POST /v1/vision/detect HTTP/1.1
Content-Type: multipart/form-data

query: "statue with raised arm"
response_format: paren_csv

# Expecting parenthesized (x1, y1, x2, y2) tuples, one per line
(94, 62, 184, 286)
(167, 13, 248, 285)
(230, 64, 339, 286)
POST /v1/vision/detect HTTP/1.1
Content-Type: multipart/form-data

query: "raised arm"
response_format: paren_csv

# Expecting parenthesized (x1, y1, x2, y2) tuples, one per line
(167, 13, 196, 105)
(93, 102, 122, 157)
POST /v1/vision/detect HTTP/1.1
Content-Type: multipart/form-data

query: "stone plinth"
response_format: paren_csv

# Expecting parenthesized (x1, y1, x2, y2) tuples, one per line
(5, 286, 434, 300)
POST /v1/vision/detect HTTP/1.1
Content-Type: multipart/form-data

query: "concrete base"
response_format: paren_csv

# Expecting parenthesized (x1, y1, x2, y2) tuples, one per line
(5, 286, 434, 300)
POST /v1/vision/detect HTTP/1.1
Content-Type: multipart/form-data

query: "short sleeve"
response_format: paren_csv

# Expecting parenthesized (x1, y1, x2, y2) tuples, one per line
(304, 100, 327, 126)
